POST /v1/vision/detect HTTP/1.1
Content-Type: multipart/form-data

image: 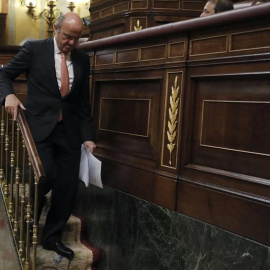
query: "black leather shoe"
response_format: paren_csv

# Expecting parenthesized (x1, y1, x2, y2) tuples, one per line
(43, 241, 74, 260)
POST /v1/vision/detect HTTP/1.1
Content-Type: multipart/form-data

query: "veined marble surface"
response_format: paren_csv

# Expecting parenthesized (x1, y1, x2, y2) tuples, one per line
(74, 182, 270, 270)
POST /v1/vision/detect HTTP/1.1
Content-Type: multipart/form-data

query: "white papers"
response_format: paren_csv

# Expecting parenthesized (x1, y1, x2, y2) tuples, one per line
(79, 145, 103, 188)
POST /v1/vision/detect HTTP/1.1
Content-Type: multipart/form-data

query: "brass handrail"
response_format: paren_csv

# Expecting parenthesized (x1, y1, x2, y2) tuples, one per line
(17, 108, 45, 182)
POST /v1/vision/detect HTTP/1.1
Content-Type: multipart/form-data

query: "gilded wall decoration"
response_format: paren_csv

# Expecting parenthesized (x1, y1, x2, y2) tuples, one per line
(134, 20, 142, 31)
(167, 76, 179, 165)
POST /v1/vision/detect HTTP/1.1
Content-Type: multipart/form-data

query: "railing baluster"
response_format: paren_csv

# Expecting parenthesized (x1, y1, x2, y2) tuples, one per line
(4, 112, 9, 198)
(19, 137, 26, 263)
(24, 155, 32, 270)
(32, 174, 38, 270)
(0, 106, 45, 270)
(9, 120, 15, 222)
(0, 107, 5, 185)
(14, 122, 20, 237)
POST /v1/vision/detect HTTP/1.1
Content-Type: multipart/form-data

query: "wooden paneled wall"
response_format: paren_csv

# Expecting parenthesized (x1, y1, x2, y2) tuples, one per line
(0, 13, 6, 45)
(1, 5, 270, 246)
(80, 4, 270, 245)
(89, 0, 204, 40)
(0, 46, 27, 101)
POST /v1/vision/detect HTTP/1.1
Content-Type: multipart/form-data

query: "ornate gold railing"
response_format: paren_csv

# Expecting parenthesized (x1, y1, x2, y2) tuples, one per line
(0, 106, 45, 270)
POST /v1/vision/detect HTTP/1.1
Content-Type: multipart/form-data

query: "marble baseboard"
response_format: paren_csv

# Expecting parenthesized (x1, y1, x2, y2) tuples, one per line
(74, 181, 270, 270)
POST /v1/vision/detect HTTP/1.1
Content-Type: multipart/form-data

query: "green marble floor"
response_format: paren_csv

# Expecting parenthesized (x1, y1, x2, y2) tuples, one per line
(0, 193, 21, 270)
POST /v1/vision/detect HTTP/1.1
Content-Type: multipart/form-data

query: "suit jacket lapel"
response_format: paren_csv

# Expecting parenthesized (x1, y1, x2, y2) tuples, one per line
(47, 38, 62, 97)
(70, 49, 79, 94)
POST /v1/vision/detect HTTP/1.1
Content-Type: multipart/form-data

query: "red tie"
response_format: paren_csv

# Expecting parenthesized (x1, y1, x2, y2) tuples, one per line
(59, 53, 69, 121)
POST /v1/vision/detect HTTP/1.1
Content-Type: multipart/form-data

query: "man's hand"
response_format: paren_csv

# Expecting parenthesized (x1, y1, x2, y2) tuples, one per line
(5, 94, 26, 120)
(83, 141, 96, 153)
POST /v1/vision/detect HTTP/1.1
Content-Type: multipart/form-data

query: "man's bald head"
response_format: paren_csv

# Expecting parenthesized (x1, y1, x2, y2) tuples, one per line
(54, 12, 83, 54)
(55, 12, 83, 32)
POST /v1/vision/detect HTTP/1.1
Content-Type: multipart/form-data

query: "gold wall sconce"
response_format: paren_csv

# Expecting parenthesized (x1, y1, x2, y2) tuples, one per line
(21, 0, 77, 37)
(67, 1, 75, 11)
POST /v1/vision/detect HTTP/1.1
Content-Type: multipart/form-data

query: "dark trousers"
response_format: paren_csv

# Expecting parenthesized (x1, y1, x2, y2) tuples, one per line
(35, 122, 81, 243)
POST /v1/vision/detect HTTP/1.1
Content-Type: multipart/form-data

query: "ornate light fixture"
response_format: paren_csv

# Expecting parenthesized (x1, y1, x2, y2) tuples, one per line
(23, 0, 76, 37)
(67, 2, 75, 12)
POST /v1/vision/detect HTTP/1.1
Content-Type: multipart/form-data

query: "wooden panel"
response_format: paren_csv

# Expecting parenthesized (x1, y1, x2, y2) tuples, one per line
(169, 42, 185, 58)
(91, 23, 126, 40)
(13, 79, 27, 102)
(89, 55, 94, 68)
(177, 181, 270, 245)
(0, 48, 27, 101)
(95, 52, 114, 66)
(0, 13, 7, 27)
(152, 0, 181, 9)
(91, 11, 101, 21)
(94, 78, 160, 158)
(190, 74, 270, 181)
(115, 2, 129, 13)
(116, 48, 139, 64)
(100, 158, 177, 209)
(90, 1, 130, 21)
(141, 44, 167, 61)
(190, 35, 227, 56)
(201, 101, 270, 155)
(99, 98, 150, 136)
(182, 1, 205, 11)
(131, 0, 148, 9)
(91, 37, 186, 68)
(154, 176, 177, 209)
(101, 7, 114, 18)
(0, 13, 6, 26)
(0, 55, 14, 65)
(230, 28, 270, 52)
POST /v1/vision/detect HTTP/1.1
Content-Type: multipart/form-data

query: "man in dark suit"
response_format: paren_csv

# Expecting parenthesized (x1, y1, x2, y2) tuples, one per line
(0, 12, 96, 260)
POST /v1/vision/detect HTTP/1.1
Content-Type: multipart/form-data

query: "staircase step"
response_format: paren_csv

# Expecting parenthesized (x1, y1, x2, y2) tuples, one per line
(33, 199, 98, 270)
(35, 214, 94, 270)
(73, 214, 101, 269)
(30, 193, 100, 269)
(38, 213, 82, 244)
(34, 242, 93, 270)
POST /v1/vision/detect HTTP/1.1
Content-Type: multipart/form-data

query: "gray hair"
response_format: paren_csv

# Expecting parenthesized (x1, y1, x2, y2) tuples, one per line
(55, 14, 65, 32)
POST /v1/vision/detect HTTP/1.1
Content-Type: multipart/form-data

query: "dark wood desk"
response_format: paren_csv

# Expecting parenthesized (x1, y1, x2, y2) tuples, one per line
(1, 5, 270, 244)
(89, 0, 204, 40)
(80, 3, 270, 245)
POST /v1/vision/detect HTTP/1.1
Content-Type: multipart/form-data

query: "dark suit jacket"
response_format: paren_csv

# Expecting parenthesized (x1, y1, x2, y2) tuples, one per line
(0, 38, 93, 146)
